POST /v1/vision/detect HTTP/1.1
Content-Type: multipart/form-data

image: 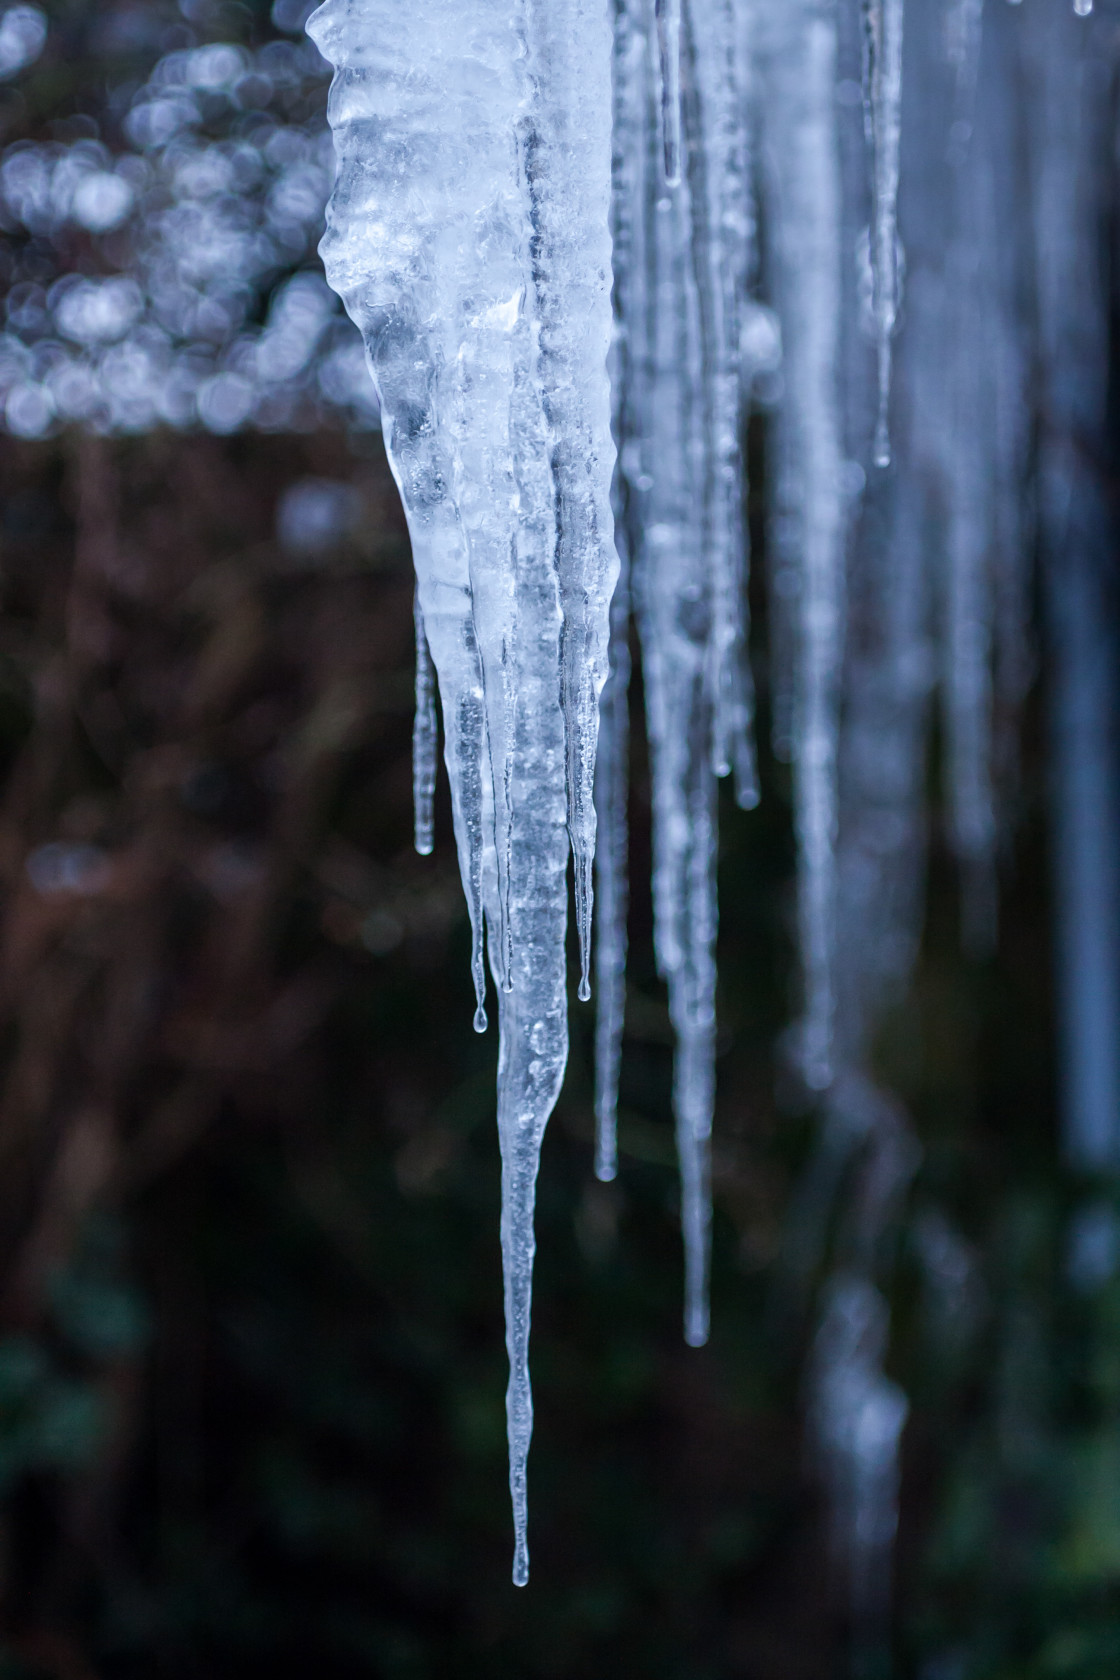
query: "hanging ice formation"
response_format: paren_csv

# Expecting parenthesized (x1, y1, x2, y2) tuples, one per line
(308, 0, 1118, 1599)
(861, 0, 904, 469)
(306, 0, 619, 1586)
(605, 0, 759, 1352)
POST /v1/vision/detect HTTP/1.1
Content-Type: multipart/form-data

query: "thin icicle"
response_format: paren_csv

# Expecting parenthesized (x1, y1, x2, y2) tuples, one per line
(689, 0, 760, 809)
(756, 0, 846, 1091)
(591, 0, 646, 1185)
(593, 545, 631, 1183)
(656, 0, 682, 185)
(412, 591, 438, 857)
(861, 0, 904, 467)
(1022, 0, 1120, 1168)
(520, 1, 619, 1014)
(609, 0, 759, 1345)
(940, 0, 999, 947)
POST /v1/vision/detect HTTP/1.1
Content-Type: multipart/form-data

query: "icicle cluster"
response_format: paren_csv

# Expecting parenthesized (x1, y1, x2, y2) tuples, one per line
(605, 0, 759, 1351)
(310, 0, 1120, 1600)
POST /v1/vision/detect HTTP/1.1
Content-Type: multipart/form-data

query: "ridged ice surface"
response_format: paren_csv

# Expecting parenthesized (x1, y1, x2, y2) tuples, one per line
(307, 0, 618, 1585)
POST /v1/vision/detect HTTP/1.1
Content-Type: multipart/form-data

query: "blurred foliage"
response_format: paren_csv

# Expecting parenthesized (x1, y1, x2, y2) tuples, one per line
(0, 4, 1108, 1680)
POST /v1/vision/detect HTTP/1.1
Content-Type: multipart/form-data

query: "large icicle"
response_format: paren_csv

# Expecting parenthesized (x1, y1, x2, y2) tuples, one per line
(307, 0, 618, 1586)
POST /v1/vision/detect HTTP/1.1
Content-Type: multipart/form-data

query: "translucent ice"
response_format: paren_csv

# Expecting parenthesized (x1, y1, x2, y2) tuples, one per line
(755, 0, 846, 1092)
(607, 0, 758, 1345)
(308, 0, 618, 1584)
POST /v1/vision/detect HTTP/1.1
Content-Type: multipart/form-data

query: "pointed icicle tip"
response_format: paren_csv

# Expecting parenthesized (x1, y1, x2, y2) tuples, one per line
(685, 1307, 710, 1350)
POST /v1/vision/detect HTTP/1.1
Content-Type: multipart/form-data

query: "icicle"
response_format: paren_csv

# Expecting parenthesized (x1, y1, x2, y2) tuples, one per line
(591, 0, 647, 1187)
(608, 0, 758, 1344)
(655, 0, 682, 186)
(593, 546, 630, 1184)
(1021, 0, 1120, 1169)
(412, 591, 438, 857)
(308, 0, 618, 1585)
(936, 0, 1003, 947)
(637, 43, 722, 1343)
(690, 0, 760, 809)
(861, 0, 904, 467)
(756, 0, 846, 1091)
(944, 0, 984, 108)
(303, 0, 1120, 1612)
(519, 2, 620, 1016)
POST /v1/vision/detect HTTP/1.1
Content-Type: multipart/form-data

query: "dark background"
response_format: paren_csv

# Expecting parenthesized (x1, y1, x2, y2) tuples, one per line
(0, 4, 1110, 1679)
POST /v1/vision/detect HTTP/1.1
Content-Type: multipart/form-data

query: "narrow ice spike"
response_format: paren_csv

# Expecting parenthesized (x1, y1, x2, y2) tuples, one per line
(518, 0, 619, 1018)
(756, 0, 846, 1091)
(656, 0, 683, 185)
(943, 153, 997, 950)
(809, 1276, 909, 1621)
(1022, 0, 1120, 1166)
(412, 590, 438, 856)
(592, 545, 631, 1183)
(861, 0, 905, 467)
(309, 0, 618, 1585)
